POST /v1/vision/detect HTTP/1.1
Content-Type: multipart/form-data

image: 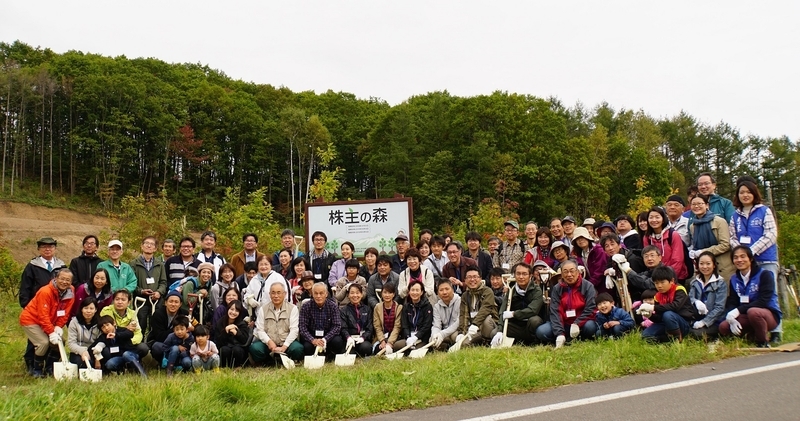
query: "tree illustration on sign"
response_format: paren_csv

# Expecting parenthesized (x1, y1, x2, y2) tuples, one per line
(378, 237, 387, 254)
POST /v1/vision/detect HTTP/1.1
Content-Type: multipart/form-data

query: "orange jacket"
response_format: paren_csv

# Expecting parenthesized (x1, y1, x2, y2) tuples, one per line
(19, 281, 75, 335)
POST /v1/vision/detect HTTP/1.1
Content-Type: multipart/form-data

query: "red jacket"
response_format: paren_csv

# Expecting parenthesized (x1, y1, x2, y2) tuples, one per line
(548, 276, 596, 336)
(19, 281, 75, 335)
(643, 230, 688, 280)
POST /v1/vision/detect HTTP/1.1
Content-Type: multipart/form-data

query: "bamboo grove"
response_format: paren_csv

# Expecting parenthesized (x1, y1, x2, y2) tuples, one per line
(1, 41, 798, 232)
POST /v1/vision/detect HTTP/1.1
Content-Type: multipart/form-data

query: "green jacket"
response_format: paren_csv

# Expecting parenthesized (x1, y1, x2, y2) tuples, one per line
(96, 260, 138, 294)
(130, 255, 168, 297)
(499, 281, 543, 323)
(459, 284, 498, 333)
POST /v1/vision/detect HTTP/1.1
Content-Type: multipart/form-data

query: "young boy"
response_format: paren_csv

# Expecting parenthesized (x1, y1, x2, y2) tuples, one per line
(90, 315, 147, 377)
(633, 289, 656, 328)
(489, 267, 506, 308)
(190, 325, 220, 372)
(639, 266, 694, 342)
(595, 292, 635, 338)
(163, 315, 195, 376)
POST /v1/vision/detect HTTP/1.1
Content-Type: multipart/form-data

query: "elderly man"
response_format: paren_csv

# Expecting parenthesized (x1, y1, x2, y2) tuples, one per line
(522, 221, 539, 253)
(250, 282, 304, 364)
(298, 283, 344, 358)
(366, 255, 399, 309)
(229, 233, 264, 278)
(664, 195, 690, 246)
(69, 235, 103, 287)
(491, 262, 544, 346)
(535, 259, 598, 348)
(695, 172, 734, 224)
(161, 239, 176, 261)
(131, 236, 168, 329)
(391, 234, 410, 274)
(456, 265, 498, 347)
(97, 240, 138, 293)
(442, 242, 477, 295)
(495, 220, 524, 271)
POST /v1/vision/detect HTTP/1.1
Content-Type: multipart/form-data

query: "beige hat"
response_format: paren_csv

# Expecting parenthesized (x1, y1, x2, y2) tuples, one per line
(582, 218, 596, 227)
(572, 227, 594, 243)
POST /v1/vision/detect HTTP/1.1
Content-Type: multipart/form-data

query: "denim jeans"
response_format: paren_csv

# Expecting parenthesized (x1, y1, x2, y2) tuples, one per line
(104, 351, 139, 372)
(191, 354, 220, 371)
(535, 320, 598, 343)
(166, 345, 192, 369)
(642, 311, 689, 341)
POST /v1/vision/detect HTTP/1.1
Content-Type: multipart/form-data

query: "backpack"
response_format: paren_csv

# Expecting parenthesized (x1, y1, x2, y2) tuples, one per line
(169, 276, 198, 293)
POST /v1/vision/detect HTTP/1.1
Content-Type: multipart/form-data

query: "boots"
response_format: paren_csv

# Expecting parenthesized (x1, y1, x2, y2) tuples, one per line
(666, 329, 683, 343)
(31, 356, 46, 378)
(24, 358, 34, 375)
(166, 363, 174, 377)
(130, 359, 148, 378)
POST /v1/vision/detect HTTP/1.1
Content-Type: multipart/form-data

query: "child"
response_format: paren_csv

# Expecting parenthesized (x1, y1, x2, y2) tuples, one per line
(639, 266, 694, 342)
(634, 289, 657, 328)
(595, 292, 634, 338)
(91, 315, 147, 377)
(489, 267, 506, 308)
(163, 315, 195, 376)
(190, 325, 220, 372)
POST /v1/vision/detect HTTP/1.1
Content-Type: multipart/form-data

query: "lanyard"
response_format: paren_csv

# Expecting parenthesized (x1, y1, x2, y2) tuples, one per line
(355, 305, 362, 334)
(410, 306, 420, 330)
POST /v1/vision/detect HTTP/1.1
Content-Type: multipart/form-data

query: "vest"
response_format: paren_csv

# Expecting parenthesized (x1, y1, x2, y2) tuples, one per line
(731, 205, 778, 262)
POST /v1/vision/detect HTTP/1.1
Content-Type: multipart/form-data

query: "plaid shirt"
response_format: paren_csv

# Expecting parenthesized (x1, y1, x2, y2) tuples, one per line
(298, 297, 341, 343)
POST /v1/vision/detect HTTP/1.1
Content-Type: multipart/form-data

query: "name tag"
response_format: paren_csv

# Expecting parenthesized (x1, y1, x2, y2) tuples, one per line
(315, 330, 324, 337)
(314, 274, 322, 280)
(502, 263, 510, 270)
(739, 236, 752, 245)
(566, 310, 577, 318)
(470, 311, 478, 318)
(146, 277, 155, 285)
(109, 346, 119, 354)
(740, 295, 750, 304)
(56, 310, 66, 317)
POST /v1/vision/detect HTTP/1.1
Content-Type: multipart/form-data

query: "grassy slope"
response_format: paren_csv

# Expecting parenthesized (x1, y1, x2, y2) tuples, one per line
(0, 296, 797, 420)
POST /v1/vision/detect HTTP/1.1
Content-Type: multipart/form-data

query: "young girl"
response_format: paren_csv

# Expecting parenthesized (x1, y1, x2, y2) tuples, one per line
(190, 325, 220, 372)
(211, 287, 243, 330)
(67, 297, 101, 368)
(213, 300, 249, 368)
(643, 207, 688, 281)
(372, 283, 403, 354)
(72, 268, 113, 318)
(340, 284, 374, 357)
(688, 251, 728, 339)
(209, 263, 239, 312)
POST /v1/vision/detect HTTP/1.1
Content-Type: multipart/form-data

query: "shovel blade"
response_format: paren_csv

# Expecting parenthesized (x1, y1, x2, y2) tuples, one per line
(409, 348, 429, 359)
(304, 356, 325, 370)
(54, 362, 78, 380)
(498, 337, 515, 349)
(386, 352, 404, 360)
(79, 368, 102, 382)
(334, 354, 356, 367)
(279, 354, 295, 369)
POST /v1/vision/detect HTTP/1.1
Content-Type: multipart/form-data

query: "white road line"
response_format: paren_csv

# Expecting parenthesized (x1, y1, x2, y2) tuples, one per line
(461, 359, 800, 421)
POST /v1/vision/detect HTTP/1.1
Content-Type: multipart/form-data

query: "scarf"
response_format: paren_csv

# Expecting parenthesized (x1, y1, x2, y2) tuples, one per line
(691, 212, 718, 250)
(655, 283, 679, 305)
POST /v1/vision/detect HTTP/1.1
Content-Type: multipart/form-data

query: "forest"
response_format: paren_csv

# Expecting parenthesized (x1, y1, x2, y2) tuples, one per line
(1, 40, 798, 234)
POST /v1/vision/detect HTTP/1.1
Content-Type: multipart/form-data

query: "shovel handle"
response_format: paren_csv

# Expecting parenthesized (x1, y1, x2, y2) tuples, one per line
(417, 341, 434, 351)
(394, 339, 419, 355)
(57, 340, 69, 363)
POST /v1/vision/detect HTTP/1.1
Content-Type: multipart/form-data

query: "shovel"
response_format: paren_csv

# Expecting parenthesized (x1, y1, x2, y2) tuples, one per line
(277, 353, 295, 369)
(448, 333, 469, 353)
(334, 342, 356, 367)
(304, 346, 325, 369)
(53, 341, 78, 381)
(409, 341, 434, 359)
(199, 295, 205, 325)
(79, 355, 102, 382)
(187, 293, 199, 324)
(386, 339, 419, 360)
(497, 278, 516, 349)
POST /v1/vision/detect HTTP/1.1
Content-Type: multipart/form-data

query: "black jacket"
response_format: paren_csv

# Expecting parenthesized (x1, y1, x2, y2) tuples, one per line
(340, 302, 374, 343)
(147, 306, 189, 344)
(463, 249, 493, 280)
(399, 296, 433, 343)
(69, 254, 103, 287)
(213, 317, 250, 347)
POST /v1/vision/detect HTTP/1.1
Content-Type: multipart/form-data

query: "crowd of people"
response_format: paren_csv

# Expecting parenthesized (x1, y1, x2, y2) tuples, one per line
(18, 172, 783, 378)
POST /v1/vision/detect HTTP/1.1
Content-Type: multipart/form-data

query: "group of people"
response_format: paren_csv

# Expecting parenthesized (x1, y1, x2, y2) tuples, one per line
(18, 172, 783, 378)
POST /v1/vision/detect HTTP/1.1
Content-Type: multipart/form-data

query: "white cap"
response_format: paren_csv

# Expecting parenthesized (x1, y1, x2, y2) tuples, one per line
(108, 240, 123, 249)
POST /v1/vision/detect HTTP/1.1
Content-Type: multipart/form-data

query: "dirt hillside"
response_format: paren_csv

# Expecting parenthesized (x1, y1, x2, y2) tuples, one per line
(0, 202, 114, 265)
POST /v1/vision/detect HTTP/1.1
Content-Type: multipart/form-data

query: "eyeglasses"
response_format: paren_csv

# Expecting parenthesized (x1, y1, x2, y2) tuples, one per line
(697, 182, 713, 187)
(180, 245, 194, 249)
(562, 269, 579, 275)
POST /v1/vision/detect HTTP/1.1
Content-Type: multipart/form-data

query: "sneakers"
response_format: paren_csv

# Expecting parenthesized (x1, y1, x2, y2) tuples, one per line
(769, 332, 781, 345)
(756, 342, 771, 349)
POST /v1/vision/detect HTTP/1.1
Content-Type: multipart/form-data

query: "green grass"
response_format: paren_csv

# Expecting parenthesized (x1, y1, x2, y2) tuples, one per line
(0, 181, 106, 216)
(0, 294, 797, 420)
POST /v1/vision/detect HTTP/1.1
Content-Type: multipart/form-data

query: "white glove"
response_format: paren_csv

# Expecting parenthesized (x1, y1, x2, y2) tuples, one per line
(569, 323, 580, 339)
(344, 282, 352, 291)
(604, 268, 616, 278)
(291, 285, 302, 295)
(385, 344, 393, 355)
(245, 294, 259, 309)
(577, 265, 586, 276)
(694, 300, 708, 315)
(555, 335, 566, 349)
(638, 303, 655, 314)
(490, 332, 503, 348)
(726, 309, 742, 336)
(243, 316, 251, 324)
(611, 254, 627, 265)
(688, 250, 698, 259)
(407, 336, 418, 347)
(455, 334, 465, 344)
(503, 310, 514, 320)
(693, 321, 706, 329)
(354, 336, 365, 344)
(618, 262, 631, 273)
(605, 275, 615, 290)
(467, 325, 479, 336)
(49, 332, 61, 345)
(431, 333, 443, 347)
(53, 326, 63, 338)
(346, 336, 355, 349)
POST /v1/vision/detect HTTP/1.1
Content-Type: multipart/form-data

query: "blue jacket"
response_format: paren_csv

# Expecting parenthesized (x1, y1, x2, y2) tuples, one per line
(730, 204, 778, 263)
(596, 306, 635, 334)
(689, 274, 728, 326)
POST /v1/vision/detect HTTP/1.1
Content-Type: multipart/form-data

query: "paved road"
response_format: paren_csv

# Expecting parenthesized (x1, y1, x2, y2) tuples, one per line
(360, 351, 800, 421)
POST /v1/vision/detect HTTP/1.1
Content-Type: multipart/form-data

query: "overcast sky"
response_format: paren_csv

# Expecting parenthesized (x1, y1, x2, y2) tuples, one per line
(3, 1, 798, 139)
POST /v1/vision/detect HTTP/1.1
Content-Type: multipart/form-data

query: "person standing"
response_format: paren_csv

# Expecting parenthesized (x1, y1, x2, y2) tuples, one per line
(131, 236, 168, 329)
(165, 237, 202, 283)
(308, 231, 336, 285)
(196, 231, 226, 281)
(69, 235, 103, 287)
(96, 240, 138, 293)
(391, 234, 410, 274)
(694, 172, 735, 224)
(229, 233, 264, 278)
(495, 221, 524, 271)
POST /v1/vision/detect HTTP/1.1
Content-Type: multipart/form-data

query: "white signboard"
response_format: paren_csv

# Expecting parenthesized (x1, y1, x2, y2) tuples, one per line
(304, 198, 414, 258)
